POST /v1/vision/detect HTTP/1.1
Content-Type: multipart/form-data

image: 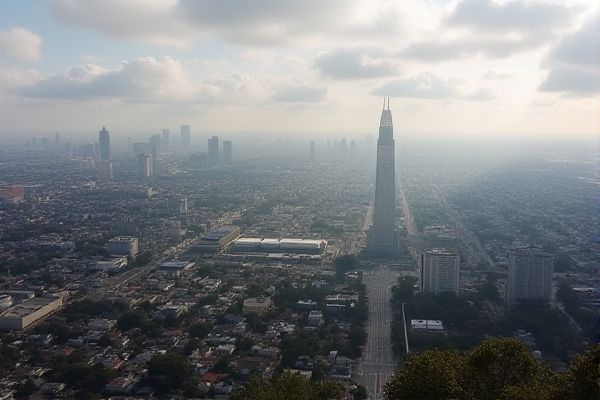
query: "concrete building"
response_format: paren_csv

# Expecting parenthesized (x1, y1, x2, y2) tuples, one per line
(137, 153, 153, 177)
(231, 237, 327, 255)
(180, 125, 191, 148)
(162, 129, 171, 152)
(507, 246, 554, 304)
(223, 140, 233, 165)
(308, 310, 324, 326)
(410, 319, 444, 334)
(0, 295, 63, 331)
(106, 236, 139, 258)
(98, 126, 110, 161)
(94, 257, 128, 271)
(243, 297, 272, 315)
(367, 98, 398, 256)
(420, 248, 460, 295)
(194, 225, 240, 252)
(208, 136, 220, 166)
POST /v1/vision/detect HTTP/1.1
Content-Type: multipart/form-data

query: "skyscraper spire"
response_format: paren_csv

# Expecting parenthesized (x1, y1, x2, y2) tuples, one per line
(368, 100, 398, 256)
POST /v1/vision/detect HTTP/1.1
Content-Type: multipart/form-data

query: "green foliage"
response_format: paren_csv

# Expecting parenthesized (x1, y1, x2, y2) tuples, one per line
(47, 362, 117, 394)
(385, 349, 463, 400)
(385, 338, 563, 400)
(334, 255, 360, 278)
(230, 372, 344, 400)
(280, 334, 320, 368)
(116, 311, 162, 337)
(352, 384, 368, 400)
(566, 345, 600, 400)
(146, 352, 194, 394)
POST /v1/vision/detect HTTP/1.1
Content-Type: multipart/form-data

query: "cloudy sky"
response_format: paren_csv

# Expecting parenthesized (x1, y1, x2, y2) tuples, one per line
(0, 0, 598, 138)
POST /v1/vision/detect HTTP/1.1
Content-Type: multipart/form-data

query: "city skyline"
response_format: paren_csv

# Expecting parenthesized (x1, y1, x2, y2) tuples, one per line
(0, 0, 598, 138)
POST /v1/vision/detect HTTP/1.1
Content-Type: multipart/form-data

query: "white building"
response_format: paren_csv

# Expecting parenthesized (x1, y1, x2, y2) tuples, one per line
(0, 295, 63, 331)
(420, 248, 459, 295)
(507, 246, 553, 304)
(107, 236, 139, 258)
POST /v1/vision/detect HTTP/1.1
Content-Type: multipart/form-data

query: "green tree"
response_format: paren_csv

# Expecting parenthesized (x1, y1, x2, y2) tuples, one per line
(147, 352, 193, 394)
(462, 338, 543, 400)
(231, 372, 343, 400)
(566, 345, 600, 400)
(189, 321, 213, 339)
(384, 350, 462, 400)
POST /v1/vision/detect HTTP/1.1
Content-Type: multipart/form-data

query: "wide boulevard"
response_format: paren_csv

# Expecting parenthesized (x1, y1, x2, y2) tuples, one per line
(357, 265, 399, 400)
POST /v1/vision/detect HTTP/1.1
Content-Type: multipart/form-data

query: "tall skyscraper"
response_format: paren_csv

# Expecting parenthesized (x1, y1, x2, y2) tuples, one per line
(150, 135, 161, 173)
(507, 246, 553, 304)
(208, 136, 220, 165)
(162, 129, 170, 152)
(180, 125, 191, 149)
(137, 153, 153, 177)
(367, 99, 398, 255)
(223, 140, 233, 165)
(420, 249, 460, 294)
(98, 126, 110, 160)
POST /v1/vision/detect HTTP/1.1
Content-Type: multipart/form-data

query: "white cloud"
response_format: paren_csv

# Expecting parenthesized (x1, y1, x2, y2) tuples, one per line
(402, 0, 581, 62)
(272, 84, 326, 103)
(315, 48, 397, 79)
(20, 57, 195, 99)
(0, 68, 40, 90)
(0, 27, 42, 61)
(372, 74, 495, 101)
(52, 0, 192, 47)
(539, 13, 600, 95)
(446, 0, 576, 33)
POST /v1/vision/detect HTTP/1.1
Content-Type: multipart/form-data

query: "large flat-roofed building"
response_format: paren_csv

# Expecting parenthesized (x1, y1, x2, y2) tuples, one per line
(243, 297, 272, 316)
(420, 248, 460, 295)
(0, 296, 63, 331)
(94, 257, 128, 271)
(107, 236, 139, 258)
(231, 237, 327, 255)
(191, 226, 241, 253)
(159, 261, 195, 277)
(410, 319, 444, 334)
(507, 246, 553, 304)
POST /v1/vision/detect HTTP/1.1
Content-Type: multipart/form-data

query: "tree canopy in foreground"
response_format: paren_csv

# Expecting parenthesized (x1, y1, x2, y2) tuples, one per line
(384, 337, 600, 400)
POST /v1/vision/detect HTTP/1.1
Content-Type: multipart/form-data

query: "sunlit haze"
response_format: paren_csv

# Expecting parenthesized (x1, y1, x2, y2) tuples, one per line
(0, 0, 598, 139)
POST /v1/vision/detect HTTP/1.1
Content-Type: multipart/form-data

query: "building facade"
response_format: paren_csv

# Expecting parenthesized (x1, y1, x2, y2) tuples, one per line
(367, 99, 398, 256)
(98, 126, 110, 161)
(420, 248, 460, 294)
(107, 236, 140, 258)
(180, 125, 191, 148)
(208, 136, 220, 165)
(507, 246, 553, 304)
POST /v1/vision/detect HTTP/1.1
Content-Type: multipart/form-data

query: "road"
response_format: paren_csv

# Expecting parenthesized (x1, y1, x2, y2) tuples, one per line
(357, 266, 400, 400)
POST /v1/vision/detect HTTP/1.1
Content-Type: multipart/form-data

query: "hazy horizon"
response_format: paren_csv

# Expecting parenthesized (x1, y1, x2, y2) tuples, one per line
(0, 0, 598, 138)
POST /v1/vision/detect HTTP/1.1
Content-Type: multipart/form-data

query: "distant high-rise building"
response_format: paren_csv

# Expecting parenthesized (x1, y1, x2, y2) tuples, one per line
(310, 141, 316, 162)
(367, 99, 398, 255)
(180, 197, 188, 215)
(162, 129, 170, 152)
(223, 140, 233, 164)
(137, 153, 153, 177)
(99, 126, 110, 160)
(132, 142, 151, 156)
(150, 135, 161, 173)
(507, 246, 553, 304)
(180, 125, 191, 149)
(340, 138, 348, 158)
(208, 136, 220, 165)
(98, 160, 113, 180)
(127, 137, 132, 157)
(420, 249, 460, 294)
